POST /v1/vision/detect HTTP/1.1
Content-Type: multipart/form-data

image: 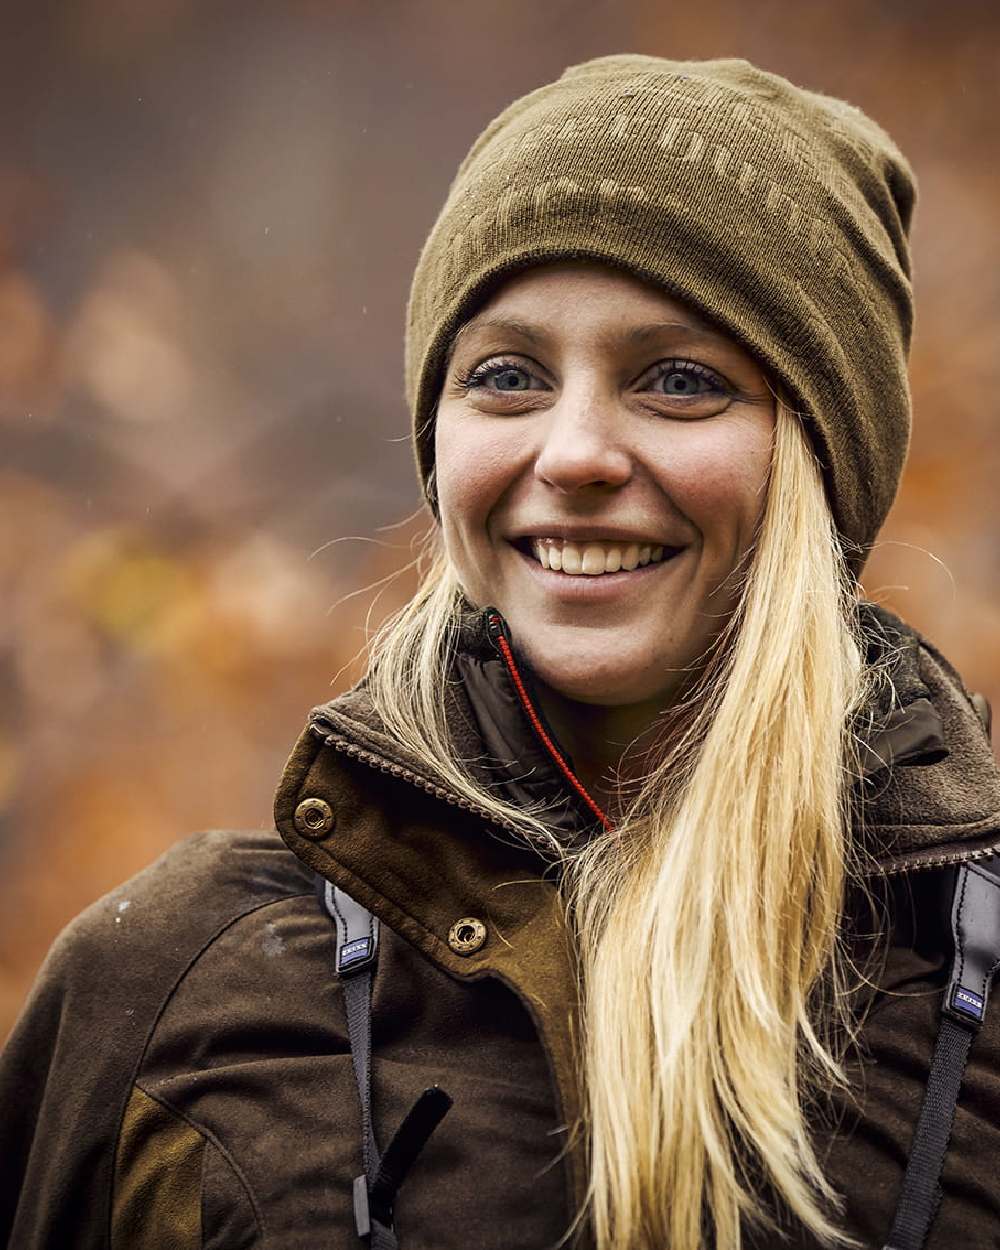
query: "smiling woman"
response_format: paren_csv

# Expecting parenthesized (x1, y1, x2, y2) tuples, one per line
(5, 53, 1000, 1250)
(435, 262, 775, 721)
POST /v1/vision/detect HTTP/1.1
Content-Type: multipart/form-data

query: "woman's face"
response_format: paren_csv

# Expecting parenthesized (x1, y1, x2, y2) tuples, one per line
(434, 260, 776, 708)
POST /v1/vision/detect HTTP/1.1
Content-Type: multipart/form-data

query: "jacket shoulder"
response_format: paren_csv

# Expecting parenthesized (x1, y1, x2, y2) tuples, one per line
(34, 828, 312, 998)
(0, 828, 313, 1250)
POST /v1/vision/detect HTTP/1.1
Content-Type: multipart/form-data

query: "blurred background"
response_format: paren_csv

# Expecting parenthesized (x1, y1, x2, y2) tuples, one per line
(2, 0, 998, 1037)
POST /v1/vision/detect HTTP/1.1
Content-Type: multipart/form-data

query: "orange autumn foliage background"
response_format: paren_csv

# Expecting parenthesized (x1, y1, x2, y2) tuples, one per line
(2, 0, 998, 1038)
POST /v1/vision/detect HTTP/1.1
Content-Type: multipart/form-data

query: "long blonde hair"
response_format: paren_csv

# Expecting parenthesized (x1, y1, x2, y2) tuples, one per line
(365, 403, 876, 1248)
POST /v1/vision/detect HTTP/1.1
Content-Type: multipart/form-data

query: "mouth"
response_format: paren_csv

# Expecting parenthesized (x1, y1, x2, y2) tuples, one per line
(511, 536, 684, 577)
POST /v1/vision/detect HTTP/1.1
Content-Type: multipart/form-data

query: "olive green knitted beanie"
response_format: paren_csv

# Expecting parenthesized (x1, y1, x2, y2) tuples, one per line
(404, 53, 916, 568)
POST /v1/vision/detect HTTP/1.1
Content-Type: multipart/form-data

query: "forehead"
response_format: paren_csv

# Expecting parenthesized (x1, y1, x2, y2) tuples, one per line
(475, 259, 709, 320)
(448, 259, 753, 365)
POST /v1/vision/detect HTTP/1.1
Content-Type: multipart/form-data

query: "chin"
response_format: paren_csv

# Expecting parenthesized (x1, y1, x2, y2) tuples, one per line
(521, 644, 677, 707)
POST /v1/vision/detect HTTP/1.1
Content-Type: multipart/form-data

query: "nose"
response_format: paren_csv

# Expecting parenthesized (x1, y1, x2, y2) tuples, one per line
(533, 392, 633, 494)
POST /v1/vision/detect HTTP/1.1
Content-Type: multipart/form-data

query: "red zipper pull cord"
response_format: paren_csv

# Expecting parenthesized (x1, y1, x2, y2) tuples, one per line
(486, 611, 614, 834)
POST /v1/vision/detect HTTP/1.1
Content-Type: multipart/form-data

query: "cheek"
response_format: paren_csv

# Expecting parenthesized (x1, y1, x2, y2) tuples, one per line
(435, 413, 527, 607)
(434, 410, 526, 562)
(657, 417, 773, 540)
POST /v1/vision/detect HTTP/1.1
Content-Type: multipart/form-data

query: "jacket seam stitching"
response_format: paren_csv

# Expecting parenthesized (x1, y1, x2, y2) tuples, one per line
(867, 811, 1000, 835)
(134, 1081, 266, 1241)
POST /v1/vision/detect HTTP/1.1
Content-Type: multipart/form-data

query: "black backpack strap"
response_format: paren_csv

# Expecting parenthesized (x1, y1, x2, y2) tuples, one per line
(883, 854, 1000, 1250)
(317, 876, 452, 1247)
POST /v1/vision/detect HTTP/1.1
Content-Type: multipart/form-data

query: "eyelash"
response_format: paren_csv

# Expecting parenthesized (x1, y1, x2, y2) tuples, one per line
(453, 356, 730, 397)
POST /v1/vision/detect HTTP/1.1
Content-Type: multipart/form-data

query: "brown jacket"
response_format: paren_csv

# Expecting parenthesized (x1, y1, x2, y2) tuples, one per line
(3, 603, 1000, 1250)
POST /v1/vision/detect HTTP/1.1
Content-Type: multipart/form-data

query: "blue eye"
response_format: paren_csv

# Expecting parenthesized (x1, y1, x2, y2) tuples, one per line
(487, 364, 532, 391)
(650, 361, 727, 397)
(455, 360, 538, 392)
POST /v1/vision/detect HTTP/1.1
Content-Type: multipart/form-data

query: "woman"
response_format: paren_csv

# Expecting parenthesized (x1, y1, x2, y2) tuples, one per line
(3, 53, 1000, 1250)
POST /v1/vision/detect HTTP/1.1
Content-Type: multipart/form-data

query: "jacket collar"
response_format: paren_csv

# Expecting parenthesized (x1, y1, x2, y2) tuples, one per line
(850, 602, 1000, 871)
(280, 601, 1000, 876)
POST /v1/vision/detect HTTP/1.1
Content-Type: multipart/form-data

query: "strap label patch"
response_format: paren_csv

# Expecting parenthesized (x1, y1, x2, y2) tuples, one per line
(339, 937, 374, 970)
(952, 986, 985, 1021)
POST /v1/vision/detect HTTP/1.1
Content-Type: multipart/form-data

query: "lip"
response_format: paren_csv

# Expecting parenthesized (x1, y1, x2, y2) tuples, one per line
(506, 525, 685, 547)
(509, 540, 686, 599)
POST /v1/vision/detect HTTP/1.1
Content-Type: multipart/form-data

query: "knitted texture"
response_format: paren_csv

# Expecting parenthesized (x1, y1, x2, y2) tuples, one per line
(404, 54, 917, 568)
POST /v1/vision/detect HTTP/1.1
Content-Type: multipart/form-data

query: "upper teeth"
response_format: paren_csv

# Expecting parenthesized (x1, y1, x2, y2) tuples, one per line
(530, 538, 669, 575)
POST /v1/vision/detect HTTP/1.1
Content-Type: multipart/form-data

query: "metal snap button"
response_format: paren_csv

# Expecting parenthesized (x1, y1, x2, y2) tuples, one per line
(448, 916, 487, 956)
(294, 797, 335, 839)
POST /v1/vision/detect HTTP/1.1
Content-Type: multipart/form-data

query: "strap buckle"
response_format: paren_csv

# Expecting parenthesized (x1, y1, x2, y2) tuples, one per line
(353, 1174, 371, 1238)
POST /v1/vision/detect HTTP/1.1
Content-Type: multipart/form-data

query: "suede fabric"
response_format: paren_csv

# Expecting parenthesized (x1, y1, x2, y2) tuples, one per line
(2, 604, 1000, 1249)
(114, 1087, 205, 1250)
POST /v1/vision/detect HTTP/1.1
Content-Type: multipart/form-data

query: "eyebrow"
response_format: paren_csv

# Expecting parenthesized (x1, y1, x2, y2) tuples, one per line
(446, 315, 732, 362)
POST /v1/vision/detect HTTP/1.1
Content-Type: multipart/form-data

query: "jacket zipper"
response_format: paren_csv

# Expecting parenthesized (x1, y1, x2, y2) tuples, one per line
(484, 608, 614, 833)
(875, 843, 1000, 876)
